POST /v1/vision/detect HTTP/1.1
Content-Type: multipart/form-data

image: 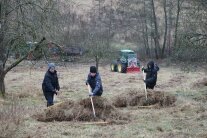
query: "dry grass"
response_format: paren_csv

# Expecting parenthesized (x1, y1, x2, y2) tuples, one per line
(1, 63, 207, 138)
(112, 89, 176, 108)
(193, 78, 207, 87)
(112, 96, 128, 107)
(0, 98, 24, 138)
(35, 97, 129, 123)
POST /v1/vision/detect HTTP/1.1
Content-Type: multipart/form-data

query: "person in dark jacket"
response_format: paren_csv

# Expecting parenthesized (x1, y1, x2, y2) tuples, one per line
(86, 66, 103, 96)
(42, 63, 60, 107)
(142, 61, 159, 89)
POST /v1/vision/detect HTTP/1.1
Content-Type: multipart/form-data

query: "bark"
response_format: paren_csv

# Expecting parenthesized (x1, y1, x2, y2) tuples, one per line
(174, 0, 181, 47)
(143, 0, 150, 57)
(151, 0, 161, 59)
(162, 0, 168, 58)
(0, 71, 5, 97)
(167, 0, 173, 56)
(95, 55, 99, 72)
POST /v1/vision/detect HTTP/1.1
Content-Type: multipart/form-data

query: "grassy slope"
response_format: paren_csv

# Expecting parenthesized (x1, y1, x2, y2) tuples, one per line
(1, 62, 207, 138)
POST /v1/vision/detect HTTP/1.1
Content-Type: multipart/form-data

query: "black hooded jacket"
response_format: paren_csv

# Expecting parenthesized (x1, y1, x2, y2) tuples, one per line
(143, 61, 159, 87)
(42, 70, 60, 93)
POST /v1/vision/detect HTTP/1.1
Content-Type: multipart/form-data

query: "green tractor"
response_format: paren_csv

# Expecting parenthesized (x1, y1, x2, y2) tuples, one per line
(111, 50, 140, 73)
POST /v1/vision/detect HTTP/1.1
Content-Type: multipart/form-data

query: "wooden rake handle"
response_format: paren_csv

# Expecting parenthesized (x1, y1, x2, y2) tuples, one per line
(142, 69, 148, 100)
(87, 85, 96, 118)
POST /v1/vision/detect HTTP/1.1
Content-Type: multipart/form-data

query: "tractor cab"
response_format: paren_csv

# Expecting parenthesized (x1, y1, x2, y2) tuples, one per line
(118, 50, 134, 63)
(111, 50, 140, 73)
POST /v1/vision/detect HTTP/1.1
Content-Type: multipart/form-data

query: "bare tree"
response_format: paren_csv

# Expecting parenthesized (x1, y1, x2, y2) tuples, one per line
(86, 0, 112, 71)
(174, 0, 183, 47)
(0, 0, 57, 96)
(151, 0, 162, 59)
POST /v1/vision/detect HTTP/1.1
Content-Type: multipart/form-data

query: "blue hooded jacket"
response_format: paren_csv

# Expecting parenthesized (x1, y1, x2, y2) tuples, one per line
(86, 73, 103, 96)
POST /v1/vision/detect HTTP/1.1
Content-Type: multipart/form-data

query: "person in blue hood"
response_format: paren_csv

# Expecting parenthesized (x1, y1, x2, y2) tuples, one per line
(42, 63, 60, 107)
(86, 66, 103, 96)
(142, 61, 159, 89)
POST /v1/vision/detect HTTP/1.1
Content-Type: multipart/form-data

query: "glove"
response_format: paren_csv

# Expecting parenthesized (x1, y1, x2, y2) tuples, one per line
(53, 90, 57, 95)
(54, 91, 57, 95)
(89, 92, 94, 96)
(141, 67, 145, 71)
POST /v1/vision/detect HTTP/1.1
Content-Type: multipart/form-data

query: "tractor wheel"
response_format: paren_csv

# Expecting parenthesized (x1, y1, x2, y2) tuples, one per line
(110, 61, 117, 72)
(117, 63, 127, 73)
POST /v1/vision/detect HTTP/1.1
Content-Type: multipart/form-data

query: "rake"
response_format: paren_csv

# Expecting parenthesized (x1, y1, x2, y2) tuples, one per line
(87, 85, 96, 118)
(142, 68, 148, 100)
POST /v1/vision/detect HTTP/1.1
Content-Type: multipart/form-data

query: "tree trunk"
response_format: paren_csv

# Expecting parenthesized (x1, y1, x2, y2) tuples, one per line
(153, 37, 159, 59)
(167, 0, 173, 56)
(151, 0, 161, 59)
(0, 71, 5, 97)
(162, 0, 168, 58)
(142, 25, 150, 58)
(106, 0, 113, 49)
(143, 0, 151, 58)
(142, 28, 148, 57)
(174, 0, 181, 48)
(95, 55, 99, 72)
(0, 1, 5, 97)
(150, 8, 154, 58)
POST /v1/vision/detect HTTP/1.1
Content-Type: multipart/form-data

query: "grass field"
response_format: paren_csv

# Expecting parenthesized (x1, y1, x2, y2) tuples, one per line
(0, 62, 207, 138)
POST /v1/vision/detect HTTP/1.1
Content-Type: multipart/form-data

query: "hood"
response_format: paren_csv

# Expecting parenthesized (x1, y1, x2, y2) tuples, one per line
(147, 61, 154, 69)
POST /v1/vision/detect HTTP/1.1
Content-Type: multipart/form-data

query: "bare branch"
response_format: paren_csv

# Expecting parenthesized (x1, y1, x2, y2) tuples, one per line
(4, 37, 46, 74)
(6, 2, 44, 15)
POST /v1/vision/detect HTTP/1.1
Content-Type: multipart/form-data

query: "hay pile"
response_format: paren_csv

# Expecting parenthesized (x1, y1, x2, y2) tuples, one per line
(193, 78, 207, 87)
(113, 90, 176, 108)
(36, 97, 128, 122)
(112, 96, 127, 107)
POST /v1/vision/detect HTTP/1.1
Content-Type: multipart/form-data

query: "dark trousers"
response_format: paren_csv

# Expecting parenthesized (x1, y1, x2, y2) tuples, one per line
(91, 89, 103, 96)
(43, 92, 54, 107)
(94, 92, 102, 96)
(146, 84, 155, 89)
